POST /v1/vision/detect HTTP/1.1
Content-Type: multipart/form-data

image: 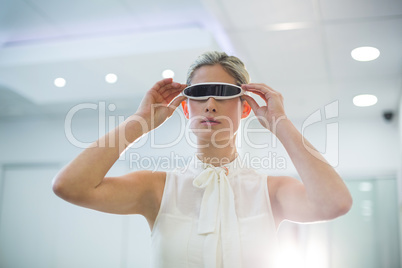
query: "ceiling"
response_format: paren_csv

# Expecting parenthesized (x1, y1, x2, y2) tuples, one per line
(0, 0, 401, 121)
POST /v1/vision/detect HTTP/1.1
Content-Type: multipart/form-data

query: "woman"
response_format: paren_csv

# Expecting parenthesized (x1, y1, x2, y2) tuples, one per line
(53, 51, 352, 268)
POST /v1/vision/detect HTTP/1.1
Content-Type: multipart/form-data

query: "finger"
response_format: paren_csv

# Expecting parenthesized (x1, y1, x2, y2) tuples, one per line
(242, 95, 260, 113)
(164, 89, 185, 104)
(243, 83, 281, 102)
(159, 82, 187, 96)
(242, 84, 268, 96)
(243, 83, 276, 93)
(242, 84, 281, 101)
(248, 84, 284, 103)
(158, 83, 178, 96)
(160, 84, 186, 101)
(243, 88, 268, 104)
(152, 78, 174, 91)
(167, 95, 187, 117)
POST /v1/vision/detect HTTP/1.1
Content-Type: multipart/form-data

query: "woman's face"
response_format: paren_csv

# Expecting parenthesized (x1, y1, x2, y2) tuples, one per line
(187, 64, 245, 144)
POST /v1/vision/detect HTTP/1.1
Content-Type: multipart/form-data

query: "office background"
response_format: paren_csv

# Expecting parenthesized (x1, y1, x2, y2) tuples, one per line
(0, 0, 401, 267)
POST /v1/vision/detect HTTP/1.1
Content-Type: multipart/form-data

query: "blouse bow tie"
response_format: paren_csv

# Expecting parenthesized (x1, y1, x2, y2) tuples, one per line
(193, 164, 241, 268)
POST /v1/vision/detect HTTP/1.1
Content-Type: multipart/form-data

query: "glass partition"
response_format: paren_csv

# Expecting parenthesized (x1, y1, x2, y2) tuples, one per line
(330, 177, 400, 268)
(277, 177, 401, 268)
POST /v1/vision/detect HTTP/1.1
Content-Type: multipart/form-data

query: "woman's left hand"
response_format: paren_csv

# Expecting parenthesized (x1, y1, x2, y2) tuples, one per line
(241, 83, 287, 132)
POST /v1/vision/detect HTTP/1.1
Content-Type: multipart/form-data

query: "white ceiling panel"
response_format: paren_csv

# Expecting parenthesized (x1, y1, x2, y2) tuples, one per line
(2, 0, 208, 44)
(29, 0, 130, 23)
(333, 76, 401, 118)
(215, 0, 319, 30)
(230, 27, 329, 82)
(275, 80, 334, 120)
(0, 0, 59, 44)
(0, 27, 214, 66)
(333, 77, 401, 98)
(324, 18, 402, 79)
(0, 0, 401, 121)
(0, 28, 219, 104)
(122, 0, 205, 23)
(319, 0, 402, 20)
(0, 51, 182, 104)
(29, 0, 136, 35)
(33, 0, 206, 35)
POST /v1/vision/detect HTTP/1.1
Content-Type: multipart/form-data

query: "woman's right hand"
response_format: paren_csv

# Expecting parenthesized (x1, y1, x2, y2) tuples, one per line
(134, 78, 187, 132)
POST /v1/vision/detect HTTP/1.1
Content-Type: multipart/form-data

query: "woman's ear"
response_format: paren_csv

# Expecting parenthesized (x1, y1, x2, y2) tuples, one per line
(181, 100, 189, 119)
(241, 100, 252, 119)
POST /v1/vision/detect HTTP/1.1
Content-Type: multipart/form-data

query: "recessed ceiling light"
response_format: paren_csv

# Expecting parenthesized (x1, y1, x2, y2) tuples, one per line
(353, 94, 378, 107)
(162, 69, 174, 78)
(105, 73, 118, 84)
(54, 78, 66, 87)
(351, 47, 380, 61)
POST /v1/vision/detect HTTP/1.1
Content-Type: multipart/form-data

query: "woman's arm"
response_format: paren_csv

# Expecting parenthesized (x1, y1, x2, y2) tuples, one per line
(242, 83, 352, 225)
(52, 78, 187, 221)
(269, 119, 352, 224)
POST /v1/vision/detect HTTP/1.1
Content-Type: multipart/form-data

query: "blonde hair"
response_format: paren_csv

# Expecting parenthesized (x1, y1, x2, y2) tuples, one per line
(186, 51, 250, 86)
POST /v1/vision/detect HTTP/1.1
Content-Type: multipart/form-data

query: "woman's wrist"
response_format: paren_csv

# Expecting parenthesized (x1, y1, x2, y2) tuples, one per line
(269, 115, 292, 137)
(121, 114, 152, 143)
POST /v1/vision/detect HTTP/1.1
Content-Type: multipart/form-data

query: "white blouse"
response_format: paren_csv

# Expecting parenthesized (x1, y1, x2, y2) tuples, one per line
(151, 155, 278, 268)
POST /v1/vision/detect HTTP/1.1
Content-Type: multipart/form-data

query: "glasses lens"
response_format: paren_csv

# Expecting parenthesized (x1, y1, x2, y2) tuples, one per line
(184, 84, 241, 97)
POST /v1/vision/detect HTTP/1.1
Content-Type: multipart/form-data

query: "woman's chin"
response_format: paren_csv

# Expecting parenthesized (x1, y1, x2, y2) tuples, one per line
(191, 133, 235, 146)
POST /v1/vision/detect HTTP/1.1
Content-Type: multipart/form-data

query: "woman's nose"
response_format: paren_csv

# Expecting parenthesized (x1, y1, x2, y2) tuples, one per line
(205, 97, 217, 113)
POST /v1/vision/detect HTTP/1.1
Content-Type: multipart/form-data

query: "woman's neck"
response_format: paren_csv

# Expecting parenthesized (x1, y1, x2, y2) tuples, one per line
(195, 139, 238, 167)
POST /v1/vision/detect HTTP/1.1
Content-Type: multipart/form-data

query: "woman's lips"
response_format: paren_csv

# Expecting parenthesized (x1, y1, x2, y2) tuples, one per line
(201, 121, 220, 126)
(200, 117, 221, 125)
